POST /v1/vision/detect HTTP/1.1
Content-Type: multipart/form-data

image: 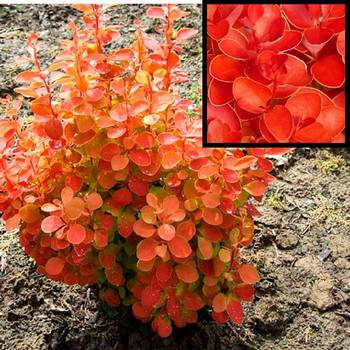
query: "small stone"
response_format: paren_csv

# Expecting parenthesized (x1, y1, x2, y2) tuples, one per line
(253, 295, 296, 333)
(294, 256, 320, 271)
(309, 278, 335, 311)
(334, 258, 350, 269)
(318, 249, 331, 262)
(281, 253, 295, 262)
(7, 311, 22, 321)
(329, 233, 350, 258)
(276, 232, 299, 249)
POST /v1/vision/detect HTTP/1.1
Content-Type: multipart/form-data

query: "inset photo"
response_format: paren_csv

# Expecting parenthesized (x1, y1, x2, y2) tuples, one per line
(204, 4, 347, 146)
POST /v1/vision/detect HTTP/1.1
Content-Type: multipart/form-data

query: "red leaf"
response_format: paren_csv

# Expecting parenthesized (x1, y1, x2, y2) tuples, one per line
(311, 55, 345, 88)
(45, 257, 65, 275)
(156, 262, 173, 282)
(232, 77, 272, 114)
(67, 223, 86, 245)
(176, 28, 198, 42)
(207, 19, 229, 40)
(176, 220, 196, 241)
(293, 122, 331, 143)
(146, 6, 165, 19)
(219, 39, 248, 60)
(129, 149, 152, 167)
(141, 286, 160, 308)
(110, 48, 134, 61)
(44, 119, 63, 140)
(202, 208, 223, 226)
(86, 192, 103, 211)
(227, 300, 244, 324)
(175, 263, 199, 283)
(137, 238, 158, 261)
(41, 215, 65, 233)
(208, 79, 234, 106)
(285, 92, 321, 121)
(316, 106, 345, 138)
(209, 54, 244, 82)
(263, 106, 294, 142)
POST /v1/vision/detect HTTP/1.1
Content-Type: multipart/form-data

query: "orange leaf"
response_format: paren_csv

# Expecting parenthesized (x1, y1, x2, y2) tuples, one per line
(198, 237, 213, 260)
(162, 195, 179, 214)
(133, 219, 156, 238)
(218, 248, 231, 263)
(201, 193, 220, 208)
(212, 293, 227, 313)
(152, 91, 175, 112)
(202, 208, 223, 226)
(168, 235, 192, 258)
(158, 224, 176, 241)
(175, 263, 199, 283)
(86, 192, 103, 211)
(19, 204, 41, 223)
(176, 28, 198, 42)
(110, 103, 128, 122)
(162, 150, 182, 170)
(141, 206, 157, 224)
(41, 215, 65, 233)
(64, 197, 85, 220)
(176, 220, 196, 241)
(137, 238, 158, 261)
(15, 70, 42, 83)
(61, 186, 74, 204)
(237, 264, 260, 284)
(67, 223, 86, 245)
(107, 127, 126, 139)
(244, 181, 266, 197)
(111, 154, 129, 171)
(5, 214, 21, 231)
(110, 48, 134, 61)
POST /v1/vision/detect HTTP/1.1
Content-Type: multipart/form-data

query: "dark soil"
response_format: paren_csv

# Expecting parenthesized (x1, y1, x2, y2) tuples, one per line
(1, 5, 350, 350)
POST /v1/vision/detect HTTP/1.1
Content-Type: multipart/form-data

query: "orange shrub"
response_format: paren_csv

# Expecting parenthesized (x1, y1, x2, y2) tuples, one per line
(0, 4, 289, 337)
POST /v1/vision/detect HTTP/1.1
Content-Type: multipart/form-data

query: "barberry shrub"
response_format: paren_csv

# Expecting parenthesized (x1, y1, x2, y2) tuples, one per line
(1, 4, 288, 337)
(207, 4, 345, 144)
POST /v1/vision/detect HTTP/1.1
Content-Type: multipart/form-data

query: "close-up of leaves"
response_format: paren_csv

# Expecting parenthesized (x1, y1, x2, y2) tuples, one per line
(206, 4, 346, 144)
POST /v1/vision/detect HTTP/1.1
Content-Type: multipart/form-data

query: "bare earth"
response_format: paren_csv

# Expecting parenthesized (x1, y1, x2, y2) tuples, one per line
(0, 5, 349, 350)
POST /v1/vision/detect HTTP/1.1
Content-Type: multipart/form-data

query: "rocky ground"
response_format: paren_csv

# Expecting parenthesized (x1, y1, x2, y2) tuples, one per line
(1, 5, 349, 350)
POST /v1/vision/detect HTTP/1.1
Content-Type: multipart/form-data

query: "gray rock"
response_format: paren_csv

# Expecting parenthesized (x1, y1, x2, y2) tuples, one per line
(276, 232, 299, 249)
